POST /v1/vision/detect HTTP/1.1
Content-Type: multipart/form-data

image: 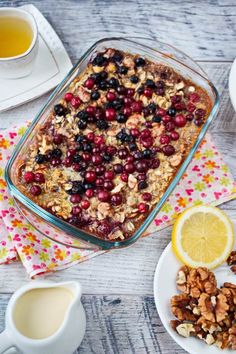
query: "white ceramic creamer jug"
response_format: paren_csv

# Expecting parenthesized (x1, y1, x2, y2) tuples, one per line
(0, 281, 86, 354)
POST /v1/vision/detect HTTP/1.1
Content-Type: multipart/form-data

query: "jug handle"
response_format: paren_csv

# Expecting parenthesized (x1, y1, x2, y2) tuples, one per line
(0, 330, 14, 353)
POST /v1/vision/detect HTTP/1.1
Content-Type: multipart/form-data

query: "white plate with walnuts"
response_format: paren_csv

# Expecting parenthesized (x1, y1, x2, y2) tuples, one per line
(153, 222, 236, 354)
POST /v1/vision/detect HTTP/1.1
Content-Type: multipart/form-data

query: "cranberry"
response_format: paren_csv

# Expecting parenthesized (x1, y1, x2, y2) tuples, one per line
(142, 192, 152, 201)
(95, 165, 106, 176)
(95, 107, 105, 120)
(123, 106, 132, 117)
(34, 173, 45, 183)
(85, 189, 94, 198)
(127, 88, 135, 97)
(143, 88, 153, 97)
(106, 146, 117, 155)
(111, 193, 123, 206)
(114, 164, 123, 174)
(130, 128, 140, 137)
(53, 134, 64, 145)
(82, 152, 91, 162)
(85, 171, 96, 183)
(131, 100, 143, 113)
(104, 170, 114, 180)
(106, 91, 116, 102)
(162, 145, 175, 156)
(51, 157, 61, 166)
(81, 200, 90, 209)
(151, 158, 160, 168)
(135, 160, 148, 173)
(64, 92, 74, 102)
(30, 185, 42, 196)
(94, 135, 105, 145)
(145, 121, 153, 128)
(72, 206, 82, 215)
(124, 97, 134, 106)
(174, 114, 187, 128)
(155, 108, 166, 116)
(186, 113, 194, 121)
(165, 121, 175, 132)
(170, 131, 179, 141)
(141, 137, 153, 148)
(24, 171, 35, 183)
(84, 78, 95, 89)
(105, 108, 116, 121)
(117, 85, 127, 95)
(70, 194, 82, 204)
(194, 118, 203, 126)
(138, 202, 149, 213)
(95, 178, 104, 187)
(171, 95, 181, 103)
(124, 163, 135, 174)
(137, 173, 147, 181)
(92, 154, 103, 165)
(195, 108, 206, 118)
(104, 180, 114, 191)
(162, 115, 171, 124)
(143, 107, 150, 117)
(72, 163, 81, 172)
(118, 148, 128, 159)
(97, 190, 110, 202)
(189, 93, 200, 103)
(140, 129, 151, 138)
(100, 143, 107, 152)
(120, 173, 128, 182)
(187, 103, 196, 113)
(127, 155, 134, 162)
(87, 132, 95, 141)
(86, 105, 95, 116)
(160, 135, 171, 145)
(71, 96, 81, 108)
(98, 221, 111, 236)
(67, 149, 77, 157)
(174, 102, 185, 110)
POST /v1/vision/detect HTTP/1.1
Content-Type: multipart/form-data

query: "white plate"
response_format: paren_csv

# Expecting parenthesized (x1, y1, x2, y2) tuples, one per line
(229, 59, 236, 111)
(0, 4, 72, 112)
(153, 221, 236, 354)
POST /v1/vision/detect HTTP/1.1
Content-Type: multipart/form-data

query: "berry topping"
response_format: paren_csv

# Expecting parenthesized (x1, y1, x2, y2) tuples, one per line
(142, 192, 152, 201)
(111, 193, 123, 206)
(71, 97, 81, 108)
(24, 171, 35, 183)
(138, 202, 149, 213)
(97, 190, 110, 202)
(85, 171, 97, 183)
(34, 173, 45, 183)
(84, 78, 95, 89)
(174, 114, 187, 128)
(64, 92, 74, 102)
(105, 108, 117, 121)
(30, 185, 42, 196)
(81, 200, 90, 209)
(162, 145, 175, 156)
(135, 57, 146, 67)
(54, 104, 67, 116)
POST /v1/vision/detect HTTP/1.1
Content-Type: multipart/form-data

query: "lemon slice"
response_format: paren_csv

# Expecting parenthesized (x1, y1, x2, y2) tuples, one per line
(172, 205, 234, 269)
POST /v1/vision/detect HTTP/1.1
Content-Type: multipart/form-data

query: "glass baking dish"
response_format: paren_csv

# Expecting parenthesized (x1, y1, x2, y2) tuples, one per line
(5, 37, 220, 250)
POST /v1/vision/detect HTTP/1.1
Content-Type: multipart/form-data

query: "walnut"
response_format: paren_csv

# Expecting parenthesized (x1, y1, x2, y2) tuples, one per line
(198, 293, 229, 322)
(230, 265, 236, 274)
(227, 251, 236, 266)
(176, 323, 195, 338)
(228, 324, 236, 350)
(169, 154, 182, 167)
(171, 294, 198, 321)
(205, 334, 215, 345)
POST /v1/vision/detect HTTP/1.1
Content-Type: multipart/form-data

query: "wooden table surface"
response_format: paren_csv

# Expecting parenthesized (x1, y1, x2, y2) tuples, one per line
(0, 1, 236, 353)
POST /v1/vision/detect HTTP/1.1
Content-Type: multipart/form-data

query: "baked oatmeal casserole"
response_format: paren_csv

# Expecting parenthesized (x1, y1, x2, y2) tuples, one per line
(16, 48, 212, 241)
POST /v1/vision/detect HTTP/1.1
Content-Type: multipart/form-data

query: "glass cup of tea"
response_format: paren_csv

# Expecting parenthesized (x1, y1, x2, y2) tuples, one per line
(0, 7, 38, 79)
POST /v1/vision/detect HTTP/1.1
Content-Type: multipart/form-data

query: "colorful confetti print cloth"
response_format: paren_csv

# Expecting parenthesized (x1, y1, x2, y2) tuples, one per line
(0, 123, 235, 277)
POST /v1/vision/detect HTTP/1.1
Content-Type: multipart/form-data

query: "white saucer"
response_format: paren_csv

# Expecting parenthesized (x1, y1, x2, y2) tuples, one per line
(0, 4, 72, 113)
(153, 222, 236, 354)
(229, 58, 236, 111)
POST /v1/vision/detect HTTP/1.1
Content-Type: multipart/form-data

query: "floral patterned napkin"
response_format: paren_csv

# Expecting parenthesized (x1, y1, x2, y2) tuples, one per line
(0, 123, 235, 277)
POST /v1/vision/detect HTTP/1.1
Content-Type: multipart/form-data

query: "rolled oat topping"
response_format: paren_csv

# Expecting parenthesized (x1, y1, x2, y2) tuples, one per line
(171, 266, 236, 350)
(17, 49, 212, 240)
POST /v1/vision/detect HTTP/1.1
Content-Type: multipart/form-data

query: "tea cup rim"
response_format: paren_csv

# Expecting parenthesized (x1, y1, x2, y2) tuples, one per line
(0, 7, 38, 62)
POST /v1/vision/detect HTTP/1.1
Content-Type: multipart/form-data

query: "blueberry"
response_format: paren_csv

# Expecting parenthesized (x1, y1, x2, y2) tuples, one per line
(77, 110, 89, 121)
(52, 148, 62, 157)
(147, 102, 156, 113)
(116, 113, 127, 123)
(142, 107, 150, 117)
(76, 134, 85, 143)
(137, 86, 144, 95)
(130, 75, 139, 84)
(129, 143, 138, 151)
(54, 104, 67, 116)
(96, 119, 109, 130)
(156, 80, 165, 89)
(145, 79, 156, 89)
(112, 51, 123, 63)
(91, 90, 100, 100)
(113, 98, 124, 110)
(105, 102, 114, 109)
(116, 131, 127, 142)
(78, 120, 87, 130)
(98, 80, 108, 90)
(82, 143, 92, 152)
(83, 182, 94, 190)
(35, 154, 45, 164)
(167, 108, 176, 117)
(103, 153, 112, 162)
(117, 66, 128, 75)
(138, 180, 148, 190)
(73, 154, 81, 163)
(92, 54, 108, 67)
(108, 77, 119, 89)
(124, 135, 134, 143)
(135, 57, 146, 67)
(133, 151, 143, 160)
(142, 149, 152, 159)
(70, 181, 85, 195)
(152, 115, 162, 123)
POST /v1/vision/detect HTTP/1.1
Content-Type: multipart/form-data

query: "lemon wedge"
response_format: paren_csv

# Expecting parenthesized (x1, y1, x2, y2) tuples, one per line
(172, 205, 234, 269)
